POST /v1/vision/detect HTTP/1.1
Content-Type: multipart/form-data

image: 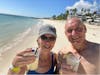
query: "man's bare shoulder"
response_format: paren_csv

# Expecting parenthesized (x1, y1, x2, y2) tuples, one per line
(88, 41, 100, 46)
(87, 41, 100, 53)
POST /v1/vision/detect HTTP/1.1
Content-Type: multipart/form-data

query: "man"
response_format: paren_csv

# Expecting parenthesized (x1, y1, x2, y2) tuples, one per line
(57, 17, 100, 74)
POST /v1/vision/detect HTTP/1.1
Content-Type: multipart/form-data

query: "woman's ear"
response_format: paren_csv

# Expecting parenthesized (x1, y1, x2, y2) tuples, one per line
(37, 39, 40, 48)
(37, 39, 39, 45)
(37, 39, 38, 42)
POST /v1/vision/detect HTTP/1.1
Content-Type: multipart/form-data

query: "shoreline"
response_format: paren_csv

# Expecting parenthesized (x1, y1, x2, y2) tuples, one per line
(0, 19, 100, 74)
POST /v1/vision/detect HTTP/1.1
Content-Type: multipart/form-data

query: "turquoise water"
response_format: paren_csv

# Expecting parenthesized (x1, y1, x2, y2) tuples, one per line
(0, 14, 41, 53)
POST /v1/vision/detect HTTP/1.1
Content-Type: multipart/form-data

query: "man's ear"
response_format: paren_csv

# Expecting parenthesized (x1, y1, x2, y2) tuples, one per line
(83, 25, 87, 33)
(64, 30, 66, 35)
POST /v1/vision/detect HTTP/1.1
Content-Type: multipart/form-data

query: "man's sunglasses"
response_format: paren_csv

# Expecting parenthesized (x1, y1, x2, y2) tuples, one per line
(41, 35, 56, 41)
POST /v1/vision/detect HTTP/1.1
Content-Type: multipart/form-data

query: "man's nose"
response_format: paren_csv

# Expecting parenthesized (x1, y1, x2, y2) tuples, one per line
(72, 30, 77, 35)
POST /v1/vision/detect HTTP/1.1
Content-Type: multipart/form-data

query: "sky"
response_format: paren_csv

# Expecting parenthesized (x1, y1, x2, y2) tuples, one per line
(0, 0, 99, 18)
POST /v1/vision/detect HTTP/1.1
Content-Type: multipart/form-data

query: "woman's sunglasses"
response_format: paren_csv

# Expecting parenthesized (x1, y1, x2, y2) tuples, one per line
(41, 35, 56, 41)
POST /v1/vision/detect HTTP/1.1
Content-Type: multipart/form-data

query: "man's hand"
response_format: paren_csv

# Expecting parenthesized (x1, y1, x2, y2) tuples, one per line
(60, 63, 77, 75)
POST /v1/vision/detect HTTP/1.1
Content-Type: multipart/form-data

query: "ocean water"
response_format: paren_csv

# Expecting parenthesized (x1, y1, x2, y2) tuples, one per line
(0, 14, 42, 53)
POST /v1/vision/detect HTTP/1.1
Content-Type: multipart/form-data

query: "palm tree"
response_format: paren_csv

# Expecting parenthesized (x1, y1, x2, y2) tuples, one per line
(65, 10, 69, 17)
(81, 8, 84, 15)
(52, 15, 56, 19)
(73, 8, 77, 16)
(70, 9, 73, 16)
(87, 9, 90, 14)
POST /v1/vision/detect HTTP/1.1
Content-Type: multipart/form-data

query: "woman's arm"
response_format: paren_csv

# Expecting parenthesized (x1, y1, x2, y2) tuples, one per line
(8, 65, 27, 75)
(7, 48, 36, 75)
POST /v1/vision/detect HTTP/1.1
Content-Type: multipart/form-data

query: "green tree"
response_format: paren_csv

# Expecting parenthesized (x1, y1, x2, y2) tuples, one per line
(65, 10, 69, 19)
(87, 9, 90, 14)
(70, 9, 73, 15)
(56, 13, 64, 20)
(52, 15, 56, 19)
(81, 8, 84, 15)
(73, 8, 77, 16)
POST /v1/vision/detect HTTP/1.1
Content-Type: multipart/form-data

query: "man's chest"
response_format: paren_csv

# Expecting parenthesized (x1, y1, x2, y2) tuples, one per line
(78, 51, 99, 74)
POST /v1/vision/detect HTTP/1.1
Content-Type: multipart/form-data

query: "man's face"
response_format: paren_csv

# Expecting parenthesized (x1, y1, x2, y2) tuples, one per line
(65, 19, 86, 46)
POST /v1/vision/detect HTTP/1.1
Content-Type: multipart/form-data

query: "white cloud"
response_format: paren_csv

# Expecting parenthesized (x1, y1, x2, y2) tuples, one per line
(66, 0, 97, 11)
(91, 0, 98, 11)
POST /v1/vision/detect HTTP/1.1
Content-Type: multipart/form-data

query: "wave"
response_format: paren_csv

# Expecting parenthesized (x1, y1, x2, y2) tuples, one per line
(0, 27, 31, 53)
(0, 19, 43, 54)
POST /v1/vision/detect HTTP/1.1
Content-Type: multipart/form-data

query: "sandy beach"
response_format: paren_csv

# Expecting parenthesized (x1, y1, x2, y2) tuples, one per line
(0, 19, 100, 75)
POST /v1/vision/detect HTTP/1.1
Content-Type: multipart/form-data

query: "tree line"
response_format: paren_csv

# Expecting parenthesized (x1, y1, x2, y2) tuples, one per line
(52, 8, 98, 20)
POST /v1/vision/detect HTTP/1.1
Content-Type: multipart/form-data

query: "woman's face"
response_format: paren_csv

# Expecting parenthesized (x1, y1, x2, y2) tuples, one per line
(38, 34, 56, 51)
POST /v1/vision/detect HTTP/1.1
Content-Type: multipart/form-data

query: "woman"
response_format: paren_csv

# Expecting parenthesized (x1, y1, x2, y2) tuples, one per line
(8, 25, 57, 74)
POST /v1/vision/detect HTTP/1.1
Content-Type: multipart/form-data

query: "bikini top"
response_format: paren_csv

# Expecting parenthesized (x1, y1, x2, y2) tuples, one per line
(27, 49, 55, 74)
